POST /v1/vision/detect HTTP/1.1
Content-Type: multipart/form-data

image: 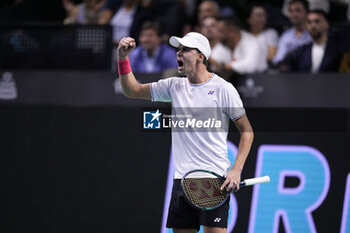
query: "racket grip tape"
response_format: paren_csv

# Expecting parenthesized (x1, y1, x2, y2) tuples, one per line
(242, 176, 270, 186)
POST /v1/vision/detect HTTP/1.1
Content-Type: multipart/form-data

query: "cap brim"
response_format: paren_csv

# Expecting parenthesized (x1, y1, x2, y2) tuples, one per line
(169, 36, 196, 49)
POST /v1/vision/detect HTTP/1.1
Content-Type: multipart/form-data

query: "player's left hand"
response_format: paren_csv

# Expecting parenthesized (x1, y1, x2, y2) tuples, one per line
(220, 169, 241, 192)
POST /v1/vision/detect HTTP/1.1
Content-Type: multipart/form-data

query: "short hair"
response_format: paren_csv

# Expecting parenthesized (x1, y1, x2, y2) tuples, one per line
(289, 0, 309, 11)
(140, 21, 163, 37)
(308, 9, 329, 22)
(200, 0, 220, 15)
(246, 2, 266, 19)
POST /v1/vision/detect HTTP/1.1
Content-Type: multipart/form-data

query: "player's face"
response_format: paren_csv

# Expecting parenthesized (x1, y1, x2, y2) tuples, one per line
(307, 13, 328, 40)
(288, 2, 308, 26)
(176, 45, 202, 74)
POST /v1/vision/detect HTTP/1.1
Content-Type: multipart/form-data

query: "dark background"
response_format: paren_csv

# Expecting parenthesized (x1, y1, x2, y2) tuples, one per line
(0, 71, 349, 232)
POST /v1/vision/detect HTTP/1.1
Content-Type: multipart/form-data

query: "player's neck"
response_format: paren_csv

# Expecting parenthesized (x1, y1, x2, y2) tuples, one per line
(187, 66, 212, 85)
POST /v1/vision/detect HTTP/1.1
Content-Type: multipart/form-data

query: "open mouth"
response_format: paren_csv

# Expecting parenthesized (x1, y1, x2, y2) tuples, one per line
(177, 60, 184, 68)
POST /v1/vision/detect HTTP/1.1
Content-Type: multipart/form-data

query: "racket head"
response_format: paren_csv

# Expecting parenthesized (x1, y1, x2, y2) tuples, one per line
(181, 169, 230, 211)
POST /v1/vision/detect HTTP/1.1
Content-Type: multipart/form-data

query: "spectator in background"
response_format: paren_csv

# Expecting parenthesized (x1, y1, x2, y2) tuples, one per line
(246, 3, 279, 65)
(210, 17, 267, 75)
(197, 0, 220, 23)
(62, 0, 106, 24)
(183, 0, 220, 35)
(152, 0, 186, 38)
(200, 16, 232, 76)
(282, 0, 330, 16)
(273, 0, 311, 65)
(98, 0, 152, 44)
(181, 0, 197, 20)
(283, 10, 347, 72)
(128, 21, 177, 73)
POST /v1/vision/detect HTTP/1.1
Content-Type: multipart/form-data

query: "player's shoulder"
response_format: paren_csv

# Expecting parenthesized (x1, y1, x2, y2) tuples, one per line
(164, 76, 186, 83)
(211, 74, 239, 94)
(212, 74, 236, 88)
(154, 76, 186, 87)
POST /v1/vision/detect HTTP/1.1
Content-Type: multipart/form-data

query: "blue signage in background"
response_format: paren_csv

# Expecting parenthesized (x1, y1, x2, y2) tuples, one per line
(159, 143, 350, 233)
(341, 173, 350, 233)
(249, 145, 330, 233)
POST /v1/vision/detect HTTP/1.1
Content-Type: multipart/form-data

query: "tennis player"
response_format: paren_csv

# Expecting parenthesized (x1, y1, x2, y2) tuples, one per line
(117, 32, 254, 233)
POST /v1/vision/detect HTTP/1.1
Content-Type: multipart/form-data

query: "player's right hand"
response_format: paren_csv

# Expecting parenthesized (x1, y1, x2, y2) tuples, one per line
(117, 37, 136, 60)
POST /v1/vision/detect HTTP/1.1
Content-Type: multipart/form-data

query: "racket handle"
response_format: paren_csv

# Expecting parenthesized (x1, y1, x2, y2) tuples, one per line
(242, 176, 270, 186)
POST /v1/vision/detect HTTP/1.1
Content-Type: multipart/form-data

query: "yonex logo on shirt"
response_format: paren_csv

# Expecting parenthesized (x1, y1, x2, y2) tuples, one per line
(208, 91, 214, 95)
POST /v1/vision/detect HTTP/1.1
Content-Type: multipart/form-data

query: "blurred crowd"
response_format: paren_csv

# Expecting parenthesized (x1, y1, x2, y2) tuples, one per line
(1, 0, 350, 76)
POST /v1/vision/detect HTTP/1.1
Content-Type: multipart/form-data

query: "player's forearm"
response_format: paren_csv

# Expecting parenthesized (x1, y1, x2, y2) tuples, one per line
(117, 55, 139, 98)
(232, 131, 254, 172)
(119, 72, 143, 98)
(117, 37, 151, 100)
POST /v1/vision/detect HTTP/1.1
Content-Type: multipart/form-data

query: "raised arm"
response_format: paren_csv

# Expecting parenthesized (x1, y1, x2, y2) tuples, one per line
(221, 115, 254, 191)
(117, 37, 152, 100)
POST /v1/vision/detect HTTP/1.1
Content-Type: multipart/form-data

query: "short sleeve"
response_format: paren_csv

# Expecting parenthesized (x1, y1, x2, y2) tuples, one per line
(222, 83, 246, 121)
(150, 78, 173, 102)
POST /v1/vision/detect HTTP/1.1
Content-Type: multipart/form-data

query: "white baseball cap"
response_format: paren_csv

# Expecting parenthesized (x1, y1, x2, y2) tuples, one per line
(169, 32, 211, 60)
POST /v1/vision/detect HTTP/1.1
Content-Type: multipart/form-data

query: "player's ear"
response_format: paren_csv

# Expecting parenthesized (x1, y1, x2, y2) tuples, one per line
(198, 53, 206, 64)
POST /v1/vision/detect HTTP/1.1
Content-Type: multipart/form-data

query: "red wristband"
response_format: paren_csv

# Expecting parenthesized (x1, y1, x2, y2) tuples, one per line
(117, 58, 131, 75)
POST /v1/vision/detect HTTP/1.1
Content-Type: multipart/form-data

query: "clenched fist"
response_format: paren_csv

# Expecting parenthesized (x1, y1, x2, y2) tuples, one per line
(117, 37, 136, 60)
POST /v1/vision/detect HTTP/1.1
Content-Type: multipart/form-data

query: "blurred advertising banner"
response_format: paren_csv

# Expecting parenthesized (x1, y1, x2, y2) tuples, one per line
(1, 71, 350, 108)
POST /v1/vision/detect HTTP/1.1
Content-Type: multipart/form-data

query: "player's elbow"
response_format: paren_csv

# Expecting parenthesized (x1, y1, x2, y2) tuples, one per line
(244, 130, 254, 137)
(122, 84, 149, 99)
(249, 131, 254, 142)
(241, 130, 254, 143)
(122, 89, 138, 99)
(120, 82, 139, 98)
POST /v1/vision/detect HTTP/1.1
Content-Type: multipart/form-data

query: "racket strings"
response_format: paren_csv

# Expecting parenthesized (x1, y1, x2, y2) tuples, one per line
(183, 178, 227, 208)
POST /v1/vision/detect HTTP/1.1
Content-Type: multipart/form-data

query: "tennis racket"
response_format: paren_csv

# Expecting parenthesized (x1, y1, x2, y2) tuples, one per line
(181, 169, 270, 211)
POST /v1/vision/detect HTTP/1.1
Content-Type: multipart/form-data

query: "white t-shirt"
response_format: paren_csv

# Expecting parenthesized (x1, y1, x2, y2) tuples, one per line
(110, 6, 136, 43)
(311, 42, 326, 73)
(252, 28, 279, 60)
(231, 31, 268, 74)
(151, 74, 246, 178)
(211, 42, 232, 64)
